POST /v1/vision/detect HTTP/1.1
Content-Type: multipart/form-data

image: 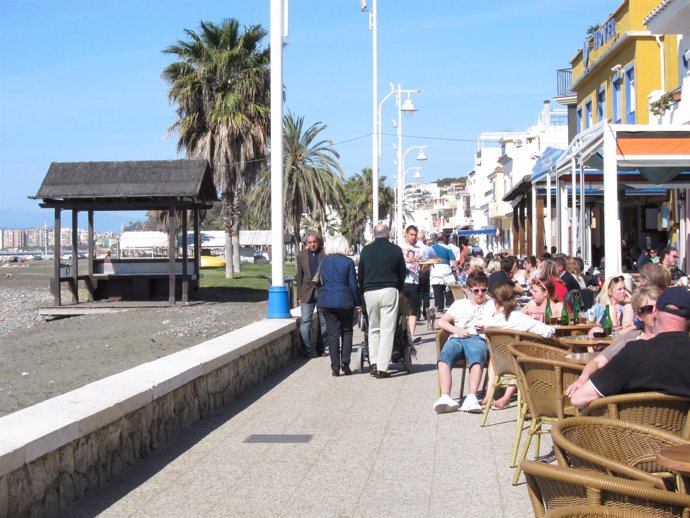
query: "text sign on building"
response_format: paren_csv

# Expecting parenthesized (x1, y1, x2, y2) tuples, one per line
(583, 18, 617, 76)
(593, 18, 617, 50)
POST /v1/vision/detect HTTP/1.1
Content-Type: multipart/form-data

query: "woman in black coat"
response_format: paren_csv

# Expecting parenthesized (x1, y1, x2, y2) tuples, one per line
(318, 234, 362, 376)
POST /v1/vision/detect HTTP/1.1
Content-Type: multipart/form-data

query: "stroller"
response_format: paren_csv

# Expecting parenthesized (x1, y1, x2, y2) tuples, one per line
(358, 297, 416, 374)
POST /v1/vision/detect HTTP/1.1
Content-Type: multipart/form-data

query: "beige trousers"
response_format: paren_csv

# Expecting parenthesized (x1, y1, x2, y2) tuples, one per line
(364, 287, 400, 372)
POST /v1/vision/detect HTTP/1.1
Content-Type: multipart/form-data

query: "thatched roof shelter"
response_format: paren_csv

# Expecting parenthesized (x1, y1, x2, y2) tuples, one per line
(32, 160, 218, 307)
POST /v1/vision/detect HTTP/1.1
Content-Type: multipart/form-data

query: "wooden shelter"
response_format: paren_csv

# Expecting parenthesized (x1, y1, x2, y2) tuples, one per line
(31, 160, 218, 306)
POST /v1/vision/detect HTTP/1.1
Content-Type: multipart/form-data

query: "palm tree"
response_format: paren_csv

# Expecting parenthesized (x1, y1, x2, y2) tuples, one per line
(162, 18, 270, 277)
(341, 168, 394, 245)
(250, 112, 345, 246)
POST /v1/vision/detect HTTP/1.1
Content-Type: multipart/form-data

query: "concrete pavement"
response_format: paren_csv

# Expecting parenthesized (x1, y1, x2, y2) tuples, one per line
(64, 321, 537, 517)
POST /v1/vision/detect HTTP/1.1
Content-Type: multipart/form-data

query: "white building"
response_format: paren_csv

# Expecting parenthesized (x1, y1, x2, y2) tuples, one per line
(467, 102, 569, 253)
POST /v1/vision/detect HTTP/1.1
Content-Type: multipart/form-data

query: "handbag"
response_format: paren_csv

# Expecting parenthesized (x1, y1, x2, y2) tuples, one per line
(312, 262, 323, 288)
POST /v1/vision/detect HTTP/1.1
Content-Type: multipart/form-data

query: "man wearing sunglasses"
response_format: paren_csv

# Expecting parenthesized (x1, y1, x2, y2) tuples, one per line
(661, 247, 688, 285)
(433, 271, 495, 414)
(571, 286, 690, 409)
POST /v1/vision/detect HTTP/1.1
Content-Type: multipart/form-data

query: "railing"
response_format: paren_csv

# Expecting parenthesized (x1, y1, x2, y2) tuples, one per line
(557, 68, 574, 97)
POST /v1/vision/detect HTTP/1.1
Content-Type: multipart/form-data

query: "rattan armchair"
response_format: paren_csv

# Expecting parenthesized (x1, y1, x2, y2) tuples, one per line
(435, 328, 488, 399)
(481, 330, 565, 467)
(580, 392, 690, 439)
(551, 416, 690, 492)
(522, 460, 690, 518)
(509, 343, 584, 485)
(544, 505, 661, 518)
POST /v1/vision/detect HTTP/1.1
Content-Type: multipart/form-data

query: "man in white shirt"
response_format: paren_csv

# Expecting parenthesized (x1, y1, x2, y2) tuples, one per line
(433, 271, 495, 414)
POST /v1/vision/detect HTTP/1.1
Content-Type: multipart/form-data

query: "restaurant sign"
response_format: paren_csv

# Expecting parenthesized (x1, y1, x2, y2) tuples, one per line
(583, 18, 617, 76)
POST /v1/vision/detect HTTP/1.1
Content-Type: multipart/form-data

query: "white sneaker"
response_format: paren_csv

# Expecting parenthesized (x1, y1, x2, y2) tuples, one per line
(460, 393, 483, 414)
(433, 394, 459, 414)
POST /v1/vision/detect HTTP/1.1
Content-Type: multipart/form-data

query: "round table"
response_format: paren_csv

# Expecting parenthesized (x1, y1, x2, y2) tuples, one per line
(553, 324, 595, 337)
(656, 444, 690, 475)
(559, 335, 613, 352)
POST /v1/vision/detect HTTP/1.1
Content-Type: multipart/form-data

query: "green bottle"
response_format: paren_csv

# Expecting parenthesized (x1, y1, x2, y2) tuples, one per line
(573, 293, 581, 324)
(560, 303, 570, 325)
(602, 304, 613, 336)
(545, 299, 552, 324)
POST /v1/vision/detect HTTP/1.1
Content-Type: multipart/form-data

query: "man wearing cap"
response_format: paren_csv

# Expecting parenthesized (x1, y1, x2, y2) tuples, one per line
(571, 286, 690, 409)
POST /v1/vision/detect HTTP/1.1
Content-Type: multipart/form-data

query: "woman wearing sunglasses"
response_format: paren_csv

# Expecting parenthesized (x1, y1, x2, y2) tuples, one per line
(434, 271, 495, 414)
(521, 277, 563, 323)
(565, 285, 661, 398)
(588, 275, 635, 336)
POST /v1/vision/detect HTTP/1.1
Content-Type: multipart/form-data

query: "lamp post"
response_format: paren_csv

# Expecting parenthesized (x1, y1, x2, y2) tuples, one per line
(372, 84, 418, 241)
(360, 0, 379, 227)
(397, 145, 427, 244)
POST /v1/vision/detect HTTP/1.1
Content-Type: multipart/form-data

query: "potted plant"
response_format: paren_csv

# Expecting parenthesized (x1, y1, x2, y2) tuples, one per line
(649, 92, 673, 116)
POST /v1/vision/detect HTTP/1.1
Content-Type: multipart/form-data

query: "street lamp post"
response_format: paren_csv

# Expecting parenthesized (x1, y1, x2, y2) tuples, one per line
(397, 145, 427, 244)
(360, 0, 379, 227)
(373, 84, 418, 241)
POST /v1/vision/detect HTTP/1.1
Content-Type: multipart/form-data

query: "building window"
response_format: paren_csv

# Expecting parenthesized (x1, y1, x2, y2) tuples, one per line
(577, 106, 582, 132)
(613, 76, 622, 123)
(597, 86, 605, 122)
(625, 65, 635, 124)
(585, 99, 592, 129)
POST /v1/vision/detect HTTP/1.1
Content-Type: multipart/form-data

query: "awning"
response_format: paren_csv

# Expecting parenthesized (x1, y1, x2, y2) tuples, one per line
(531, 146, 565, 182)
(457, 228, 498, 236)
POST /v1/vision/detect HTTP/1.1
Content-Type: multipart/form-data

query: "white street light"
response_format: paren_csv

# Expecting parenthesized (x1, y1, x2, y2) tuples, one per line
(361, 0, 380, 229)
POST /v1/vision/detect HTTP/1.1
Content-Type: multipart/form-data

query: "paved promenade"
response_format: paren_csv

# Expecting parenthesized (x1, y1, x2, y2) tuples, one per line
(65, 322, 535, 517)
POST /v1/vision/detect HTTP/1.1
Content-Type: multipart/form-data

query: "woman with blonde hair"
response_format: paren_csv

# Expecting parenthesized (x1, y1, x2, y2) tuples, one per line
(565, 256, 586, 288)
(318, 234, 362, 376)
(588, 275, 634, 335)
(566, 285, 661, 397)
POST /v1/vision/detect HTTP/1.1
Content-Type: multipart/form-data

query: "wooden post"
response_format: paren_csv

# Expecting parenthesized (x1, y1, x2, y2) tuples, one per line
(181, 209, 188, 303)
(168, 206, 176, 305)
(70, 209, 79, 304)
(511, 207, 519, 256)
(193, 208, 200, 292)
(53, 208, 61, 306)
(536, 197, 545, 256)
(526, 195, 533, 257)
(518, 201, 526, 256)
(86, 210, 95, 301)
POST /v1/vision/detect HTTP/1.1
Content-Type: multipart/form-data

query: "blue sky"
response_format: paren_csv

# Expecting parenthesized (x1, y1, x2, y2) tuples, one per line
(0, 0, 620, 231)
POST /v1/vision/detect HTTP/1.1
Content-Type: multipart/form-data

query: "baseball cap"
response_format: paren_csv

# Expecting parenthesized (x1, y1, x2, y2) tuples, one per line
(656, 287, 690, 319)
(471, 246, 483, 255)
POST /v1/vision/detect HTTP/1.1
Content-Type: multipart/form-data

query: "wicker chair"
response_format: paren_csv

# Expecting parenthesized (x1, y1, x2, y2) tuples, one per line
(551, 416, 690, 492)
(544, 505, 660, 518)
(522, 460, 690, 518)
(449, 284, 466, 300)
(580, 392, 690, 439)
(481, 330, 566, 467)
(509, 343, 584, 485)
(435, 328, 487, 400)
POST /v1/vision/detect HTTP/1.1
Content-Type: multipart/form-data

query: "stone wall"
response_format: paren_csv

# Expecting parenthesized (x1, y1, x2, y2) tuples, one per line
(0, 319, 298, 518)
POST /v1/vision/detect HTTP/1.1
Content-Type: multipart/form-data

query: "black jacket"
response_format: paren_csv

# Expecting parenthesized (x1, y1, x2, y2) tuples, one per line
(357, 238, 406, 293)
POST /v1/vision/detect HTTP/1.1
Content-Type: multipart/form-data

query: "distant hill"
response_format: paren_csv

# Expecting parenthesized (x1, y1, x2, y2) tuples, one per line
(436, 177, 467, 187)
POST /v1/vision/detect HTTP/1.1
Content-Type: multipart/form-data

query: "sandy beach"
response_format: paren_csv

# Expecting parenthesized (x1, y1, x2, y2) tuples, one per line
(0, 261, 268, 417)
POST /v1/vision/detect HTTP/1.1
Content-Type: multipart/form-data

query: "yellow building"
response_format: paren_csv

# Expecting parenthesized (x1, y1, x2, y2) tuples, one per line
(570, 0, 679, 128)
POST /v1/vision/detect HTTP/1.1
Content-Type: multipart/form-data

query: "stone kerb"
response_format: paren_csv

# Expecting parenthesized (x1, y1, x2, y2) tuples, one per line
(0, 317, 298, 518)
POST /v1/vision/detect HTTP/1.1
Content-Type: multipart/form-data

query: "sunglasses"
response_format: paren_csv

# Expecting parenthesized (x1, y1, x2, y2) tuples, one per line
(471, 287, 488, 294)
(610, 276, 625, 283)
(637, 304, 654, 315)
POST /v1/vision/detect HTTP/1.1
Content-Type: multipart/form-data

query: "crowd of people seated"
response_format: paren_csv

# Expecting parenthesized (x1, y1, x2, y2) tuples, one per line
(433, 243, 690, 417)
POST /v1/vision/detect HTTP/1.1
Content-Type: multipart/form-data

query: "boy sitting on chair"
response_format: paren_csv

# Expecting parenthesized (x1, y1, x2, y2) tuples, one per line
(433, 271, 495, 414)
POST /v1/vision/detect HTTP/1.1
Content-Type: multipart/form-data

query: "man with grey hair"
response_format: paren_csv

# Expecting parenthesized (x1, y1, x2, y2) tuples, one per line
(358, 224, 406, 378)
(296, 231, 326, 357)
